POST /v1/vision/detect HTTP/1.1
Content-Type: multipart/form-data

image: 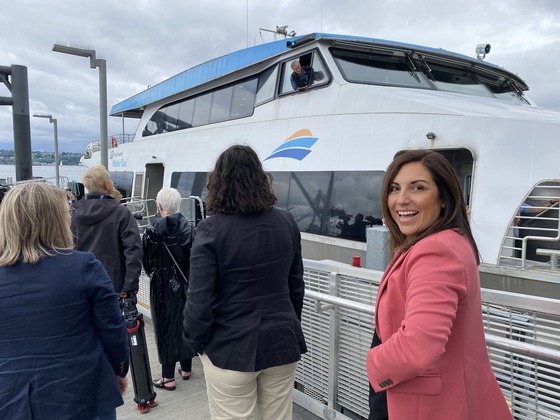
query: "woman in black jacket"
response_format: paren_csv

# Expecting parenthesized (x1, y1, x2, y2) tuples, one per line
(184, 145, 307, 419)
(143, 187, 195, 390)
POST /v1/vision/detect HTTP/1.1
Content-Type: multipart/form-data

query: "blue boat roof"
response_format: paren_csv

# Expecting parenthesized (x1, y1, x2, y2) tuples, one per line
(110, 33, 527, 117)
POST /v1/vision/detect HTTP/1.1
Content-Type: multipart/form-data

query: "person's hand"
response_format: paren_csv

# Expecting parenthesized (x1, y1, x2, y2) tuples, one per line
(116, 375, 128, 396)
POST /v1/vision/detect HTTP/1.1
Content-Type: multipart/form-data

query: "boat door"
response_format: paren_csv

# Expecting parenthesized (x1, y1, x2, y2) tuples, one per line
(435, 148, 474, 206)
(144, 163, 164, 217)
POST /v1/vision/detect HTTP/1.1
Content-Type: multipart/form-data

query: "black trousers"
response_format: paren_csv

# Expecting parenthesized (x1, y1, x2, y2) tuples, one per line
(368, 331, 388, 420)
(162, 358, 192, 378)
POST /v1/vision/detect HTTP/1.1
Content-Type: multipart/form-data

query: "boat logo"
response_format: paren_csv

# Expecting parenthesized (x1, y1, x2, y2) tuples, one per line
(264, 129, 318, 161)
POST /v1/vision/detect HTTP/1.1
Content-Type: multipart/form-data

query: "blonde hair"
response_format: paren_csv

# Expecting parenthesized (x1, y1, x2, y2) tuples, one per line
(82, 165, 112, 193)
(0, 182, 74, 266)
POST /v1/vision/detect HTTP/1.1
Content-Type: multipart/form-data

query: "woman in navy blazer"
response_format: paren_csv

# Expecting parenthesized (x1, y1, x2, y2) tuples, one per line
(366, 150, 511, 420)
(184, 145, 307, 420)
(0, 182, 129, 420)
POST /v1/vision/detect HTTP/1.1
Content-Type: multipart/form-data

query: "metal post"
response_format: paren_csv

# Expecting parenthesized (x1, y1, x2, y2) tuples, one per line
(33, 114, 60, 187)
(11, 65, 33, 181)
(52, 118, 60, 186)
(52, 44, 109, 169)
(98, 59, 108, 169)
(366, 226, 392, 270)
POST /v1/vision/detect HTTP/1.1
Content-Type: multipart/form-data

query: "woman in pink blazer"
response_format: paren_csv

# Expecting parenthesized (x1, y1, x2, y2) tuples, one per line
(366, 150, 511, 420)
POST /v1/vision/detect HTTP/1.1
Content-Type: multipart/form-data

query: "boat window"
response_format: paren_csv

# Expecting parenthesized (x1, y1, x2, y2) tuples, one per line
(270, 170, 383, 241)
(177, 100, 194, 129)
(171, 171, 208, 199)
(268, 172, 290, 210)
(279, 51, 330, 95)
(331, 48, 433, 89)
(171, 169, 383, 242)
(325, 171, 384, 239)
(331, 47, 529, 103)
(109, 171, 134, 200)
(475, 74, 529, 104)
(428, 65, 493, 97)
(192, 94, 212, 127)
(210, 86, 234, 123)
(255, 65, 278, 105)
(142, 76, 259, 137)
(230, 79, 258, 118)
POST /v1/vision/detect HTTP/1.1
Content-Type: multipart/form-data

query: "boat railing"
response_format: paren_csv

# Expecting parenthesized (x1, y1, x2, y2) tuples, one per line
(124, 196, 205, 234)
(121, 197, 158, 233)
(13, 175, 71, 189)
(499, 183, 560, 271)
(136, 258, 560, 420)
(83, 134, 135, 159)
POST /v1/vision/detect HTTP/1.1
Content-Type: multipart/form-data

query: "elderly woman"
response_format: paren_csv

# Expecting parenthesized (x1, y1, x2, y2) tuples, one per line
(184, 145, 307, 420)
(366, 150, 511, 420)
(143, 187, 195, 390)
(0, 182, 129, 420)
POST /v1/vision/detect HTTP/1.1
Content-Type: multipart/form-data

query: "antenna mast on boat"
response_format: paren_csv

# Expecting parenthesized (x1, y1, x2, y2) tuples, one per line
(259, 25, 296, 43)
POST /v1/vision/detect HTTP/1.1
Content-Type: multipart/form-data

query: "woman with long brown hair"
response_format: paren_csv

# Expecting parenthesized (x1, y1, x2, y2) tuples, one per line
(367, 150, 511, 420)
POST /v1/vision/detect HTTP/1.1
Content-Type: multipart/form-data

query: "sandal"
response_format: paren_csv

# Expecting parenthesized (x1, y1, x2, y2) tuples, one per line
(152, 378, 176, 391)
(178, 368, 191, 381)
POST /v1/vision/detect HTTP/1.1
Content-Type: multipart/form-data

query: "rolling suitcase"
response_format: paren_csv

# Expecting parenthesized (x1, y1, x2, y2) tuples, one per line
(120, 293, 158, 413)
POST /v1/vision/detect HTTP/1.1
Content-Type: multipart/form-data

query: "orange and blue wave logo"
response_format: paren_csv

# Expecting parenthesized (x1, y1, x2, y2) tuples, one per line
(264, 129, 319, 161)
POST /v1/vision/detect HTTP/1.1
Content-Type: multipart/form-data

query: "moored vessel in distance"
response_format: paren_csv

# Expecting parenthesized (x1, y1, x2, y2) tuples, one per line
(84, 32, 560, 298)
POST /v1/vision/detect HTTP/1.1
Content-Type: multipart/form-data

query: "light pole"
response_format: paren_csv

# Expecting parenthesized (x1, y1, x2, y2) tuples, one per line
(33, 114, 60, 187)
(52, 44, 108, 169)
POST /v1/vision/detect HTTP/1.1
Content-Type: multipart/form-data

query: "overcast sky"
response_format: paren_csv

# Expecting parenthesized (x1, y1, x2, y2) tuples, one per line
(1, 0, 560, 153)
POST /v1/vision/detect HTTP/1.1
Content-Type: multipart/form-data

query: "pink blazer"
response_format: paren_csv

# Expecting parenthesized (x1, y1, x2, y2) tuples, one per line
(366, 229, 511, 420)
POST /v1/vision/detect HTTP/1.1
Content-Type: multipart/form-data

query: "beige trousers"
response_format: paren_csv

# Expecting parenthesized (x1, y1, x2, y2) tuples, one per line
(200, 353, 298, 420)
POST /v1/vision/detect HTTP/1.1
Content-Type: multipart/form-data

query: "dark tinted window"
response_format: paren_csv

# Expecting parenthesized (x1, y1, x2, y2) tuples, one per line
(271, 170, 384, 241)
(109, 171, 134, 199)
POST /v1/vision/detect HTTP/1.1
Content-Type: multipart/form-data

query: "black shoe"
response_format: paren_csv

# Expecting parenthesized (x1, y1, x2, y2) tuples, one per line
(153, 378, 176, 390)
(178, 368, 191, 381)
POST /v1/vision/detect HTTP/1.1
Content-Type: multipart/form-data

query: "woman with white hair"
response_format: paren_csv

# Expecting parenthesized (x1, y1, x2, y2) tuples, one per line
(143, 187, 195, 390)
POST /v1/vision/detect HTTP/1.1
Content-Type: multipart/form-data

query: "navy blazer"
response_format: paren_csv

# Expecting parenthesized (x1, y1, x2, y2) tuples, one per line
(0, 251, 129, 419)
(184, 207, 307, 372)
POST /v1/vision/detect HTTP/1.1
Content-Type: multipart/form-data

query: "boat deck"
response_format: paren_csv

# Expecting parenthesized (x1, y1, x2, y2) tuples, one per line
(116, 316, 322, 420)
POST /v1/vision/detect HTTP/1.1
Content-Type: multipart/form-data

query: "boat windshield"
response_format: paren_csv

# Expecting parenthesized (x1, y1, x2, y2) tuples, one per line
(331, 47, 528, 104)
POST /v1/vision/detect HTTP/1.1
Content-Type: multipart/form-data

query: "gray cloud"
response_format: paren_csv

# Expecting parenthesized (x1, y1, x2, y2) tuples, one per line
(1, 0, 559, 153)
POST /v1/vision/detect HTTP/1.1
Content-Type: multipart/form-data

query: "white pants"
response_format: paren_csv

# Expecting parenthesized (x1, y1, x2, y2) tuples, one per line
(200, 353, 298, 420)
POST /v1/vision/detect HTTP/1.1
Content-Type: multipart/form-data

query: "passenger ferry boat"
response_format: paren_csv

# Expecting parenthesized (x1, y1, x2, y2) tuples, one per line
(82, 32, 560, 298)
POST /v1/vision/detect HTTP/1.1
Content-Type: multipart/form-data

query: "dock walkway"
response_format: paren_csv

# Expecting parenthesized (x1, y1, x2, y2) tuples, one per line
(116, 316, 321, 420)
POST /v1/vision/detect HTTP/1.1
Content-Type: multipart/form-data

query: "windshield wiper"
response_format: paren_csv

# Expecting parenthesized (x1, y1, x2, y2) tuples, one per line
(405, 53, 420, 83)
(416, 54, 436, 82)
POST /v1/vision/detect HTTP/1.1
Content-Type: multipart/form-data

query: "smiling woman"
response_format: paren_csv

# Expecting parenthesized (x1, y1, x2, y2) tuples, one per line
(365, 150, 511, 420)
(387, 161, 444, 242)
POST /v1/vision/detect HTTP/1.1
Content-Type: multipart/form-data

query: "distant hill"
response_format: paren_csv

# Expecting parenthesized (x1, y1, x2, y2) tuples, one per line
(0, 149, 82, 166)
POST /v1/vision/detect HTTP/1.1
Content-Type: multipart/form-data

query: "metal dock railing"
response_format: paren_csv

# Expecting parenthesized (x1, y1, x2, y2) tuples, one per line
(135, 259, 560, 420)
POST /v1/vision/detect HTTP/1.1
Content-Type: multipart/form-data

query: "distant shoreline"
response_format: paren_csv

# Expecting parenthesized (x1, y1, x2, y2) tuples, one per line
(0, 149, 83, 166)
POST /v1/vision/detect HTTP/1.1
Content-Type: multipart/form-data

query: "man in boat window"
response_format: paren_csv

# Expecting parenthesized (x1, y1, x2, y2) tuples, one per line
(290, 59, 314, 91)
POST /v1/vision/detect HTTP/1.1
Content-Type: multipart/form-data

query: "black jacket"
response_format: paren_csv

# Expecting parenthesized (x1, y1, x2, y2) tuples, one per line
(184, 207, 307, 372)
(71, 193, 142, 293)
(143, 213, 195, 365)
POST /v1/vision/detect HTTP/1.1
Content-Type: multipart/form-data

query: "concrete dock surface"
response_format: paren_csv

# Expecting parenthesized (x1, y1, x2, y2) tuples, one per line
(116, 316, 322, 420)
